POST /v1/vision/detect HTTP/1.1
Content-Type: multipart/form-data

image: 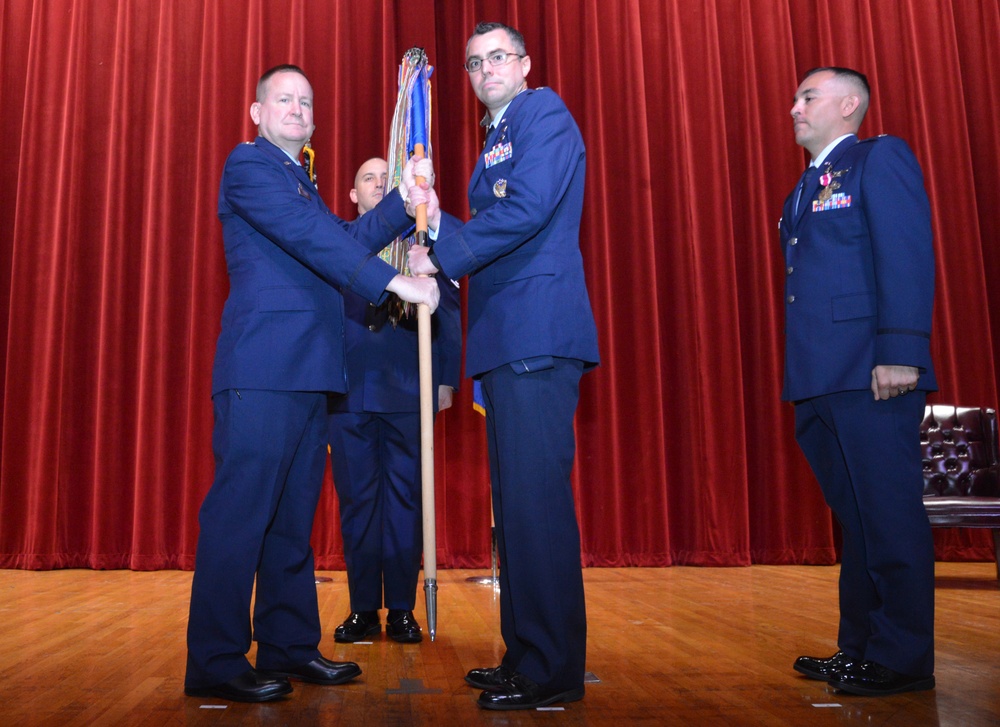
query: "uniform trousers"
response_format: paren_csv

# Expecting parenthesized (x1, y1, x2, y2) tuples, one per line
(481, 356, 587, 692)
(185, 389, 327, 688)
(328, 410, 423, 611)
(794, 389, 934, 677)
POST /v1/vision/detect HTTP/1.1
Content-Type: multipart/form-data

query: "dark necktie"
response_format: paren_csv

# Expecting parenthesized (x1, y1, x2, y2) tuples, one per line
(794, 165, 819, 217)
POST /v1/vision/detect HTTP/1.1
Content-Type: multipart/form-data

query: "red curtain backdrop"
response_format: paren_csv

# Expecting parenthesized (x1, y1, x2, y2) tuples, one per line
(1, 0, 998, 570)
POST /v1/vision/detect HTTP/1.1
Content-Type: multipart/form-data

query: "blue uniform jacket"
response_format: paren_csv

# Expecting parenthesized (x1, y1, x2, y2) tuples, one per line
(330, 213, 464, 413)
(212, 136, 414, 395)
(779, 135, 937, 402)
(431, 88, 600, 378)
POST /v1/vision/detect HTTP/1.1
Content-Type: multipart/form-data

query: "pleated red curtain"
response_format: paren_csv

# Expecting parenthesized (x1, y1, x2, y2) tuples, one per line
(1, 0, 997, 570)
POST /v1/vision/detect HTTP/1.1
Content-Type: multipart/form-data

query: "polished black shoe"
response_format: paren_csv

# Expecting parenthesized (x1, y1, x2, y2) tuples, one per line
(258, 656, 361, 685)
(465, 664, 513, 689)
(386, 609, 423, 643)
(334, 611, 381, 642)
(185, 669, 292, 702)
(829, 660, 935, 696)
(793, 650, 859, 681)
(477, 671, 585, 711)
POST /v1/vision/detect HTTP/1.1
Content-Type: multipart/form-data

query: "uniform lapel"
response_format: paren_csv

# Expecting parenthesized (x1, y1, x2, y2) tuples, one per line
(819, 136, 858, 183)
(793, 165, 819, 224)
(469, 130, 491, 194)
(794, 135, 858, 228)
(468, 91, 529, 198)
(255, 136, 315, 189)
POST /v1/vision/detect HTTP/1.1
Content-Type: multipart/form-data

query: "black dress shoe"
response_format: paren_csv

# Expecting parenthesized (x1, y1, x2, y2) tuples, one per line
(465, 664, 513, 689)
(386, 609, 422, 643)
(258, 656, 361, 685)
(793, 650, 859, 681)
(334, 611, 381, 642)
(185, 669, 292, 702)
(829, 660, 935, 696)
(477, 671, 585, 711)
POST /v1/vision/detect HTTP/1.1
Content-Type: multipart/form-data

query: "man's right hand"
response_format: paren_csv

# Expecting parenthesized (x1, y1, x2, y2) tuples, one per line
(386, 274, 440, 313)
(406, 184, 442, 231)
(407, 245, 440, 276)
(399, 157, 435, 203)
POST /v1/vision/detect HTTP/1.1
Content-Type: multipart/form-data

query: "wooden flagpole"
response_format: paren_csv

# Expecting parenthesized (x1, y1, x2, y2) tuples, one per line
(412, 141, 438, 641)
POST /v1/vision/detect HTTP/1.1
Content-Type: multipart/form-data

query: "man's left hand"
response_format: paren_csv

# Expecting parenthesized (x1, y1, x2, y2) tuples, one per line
(438, 386, 454, 411)
(408, 245, 440, 276)
(871, 365, 920, 401)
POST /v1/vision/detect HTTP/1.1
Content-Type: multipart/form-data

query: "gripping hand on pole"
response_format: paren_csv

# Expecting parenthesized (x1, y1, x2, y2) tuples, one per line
(385, 156, 440, 312)
(407, 163, 441, 277)
(401, 156, 441, 231)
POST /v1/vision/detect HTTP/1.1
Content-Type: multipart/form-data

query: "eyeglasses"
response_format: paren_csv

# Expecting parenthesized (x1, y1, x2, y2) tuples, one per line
(463, 51, 524, 73)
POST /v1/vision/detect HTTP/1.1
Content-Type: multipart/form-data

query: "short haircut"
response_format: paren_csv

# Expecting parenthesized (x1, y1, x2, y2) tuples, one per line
(468, 21, 527, 56)
(355, 157, 387, 187)
(802, 66, 870, 122)
(802, 66, 870, 97)
(256, 64, 308, 102)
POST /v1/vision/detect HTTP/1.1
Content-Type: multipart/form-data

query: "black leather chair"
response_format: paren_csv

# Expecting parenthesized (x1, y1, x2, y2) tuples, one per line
(920, 405, 1000, 579)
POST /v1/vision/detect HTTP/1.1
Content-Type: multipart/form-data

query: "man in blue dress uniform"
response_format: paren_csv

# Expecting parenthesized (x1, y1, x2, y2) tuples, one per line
(184, 65, 440, 703)
(329, 157, 462, 644)
(409, 22, 600, 711)
(780, 67, 937, 696)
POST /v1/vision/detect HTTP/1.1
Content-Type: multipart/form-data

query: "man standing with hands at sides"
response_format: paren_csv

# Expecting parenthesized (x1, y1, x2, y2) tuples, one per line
(328, 158, 461, 645)
(185, 64, 440, 703)
(780, 67, 936, 696)
(409, 22, 599, 711)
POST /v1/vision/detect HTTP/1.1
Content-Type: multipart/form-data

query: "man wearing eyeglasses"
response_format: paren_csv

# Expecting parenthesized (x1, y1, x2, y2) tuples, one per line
(409, 21, 599, 711)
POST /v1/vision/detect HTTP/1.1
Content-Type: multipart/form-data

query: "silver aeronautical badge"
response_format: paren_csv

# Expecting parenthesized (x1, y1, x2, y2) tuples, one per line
(493, 178, 507, 198)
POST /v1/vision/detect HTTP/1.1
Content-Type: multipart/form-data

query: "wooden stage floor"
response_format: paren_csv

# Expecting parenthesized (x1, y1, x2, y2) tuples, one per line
(0, 563, 996, 725)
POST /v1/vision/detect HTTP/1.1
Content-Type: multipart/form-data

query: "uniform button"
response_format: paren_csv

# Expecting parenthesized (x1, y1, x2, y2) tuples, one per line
(789, 237, 798, 246)
(470, 208, 477, 216)
(787, 295, 796, 304)
(786, 266, 794, 275)
(368, 325, 377, 331)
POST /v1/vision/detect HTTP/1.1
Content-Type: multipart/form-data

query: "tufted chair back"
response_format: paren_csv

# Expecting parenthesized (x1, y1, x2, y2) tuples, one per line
(920, 404, 1000, 497)
(921, 405, 1000, 498)
(919, 404, 1000, 579)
